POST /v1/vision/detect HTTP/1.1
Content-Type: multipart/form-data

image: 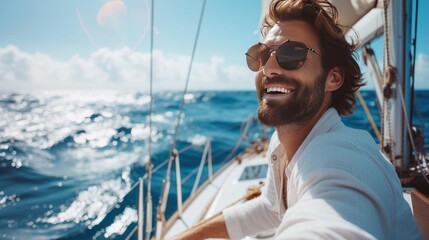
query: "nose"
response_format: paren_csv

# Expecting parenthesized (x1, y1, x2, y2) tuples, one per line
(262, 51, 283, 77)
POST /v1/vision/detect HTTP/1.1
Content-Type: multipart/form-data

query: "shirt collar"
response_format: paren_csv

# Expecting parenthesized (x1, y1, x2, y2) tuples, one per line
(269, 108, 342, 177)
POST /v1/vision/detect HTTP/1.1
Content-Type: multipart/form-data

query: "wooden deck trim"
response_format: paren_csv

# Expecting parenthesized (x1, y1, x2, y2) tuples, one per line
(411, 189, 429, 239)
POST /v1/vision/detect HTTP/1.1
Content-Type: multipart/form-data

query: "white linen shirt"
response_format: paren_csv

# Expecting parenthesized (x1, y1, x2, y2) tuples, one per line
(223, 108, 421, 239)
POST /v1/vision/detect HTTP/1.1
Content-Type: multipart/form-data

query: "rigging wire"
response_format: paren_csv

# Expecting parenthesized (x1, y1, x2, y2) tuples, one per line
(144, 0, 155, 239)
(147, 0, 154, 173)
(154, 1, 208, 238)
(171, 0, 207, 151)
(410, 0, 419, 127)
(409, 0, 428, 183)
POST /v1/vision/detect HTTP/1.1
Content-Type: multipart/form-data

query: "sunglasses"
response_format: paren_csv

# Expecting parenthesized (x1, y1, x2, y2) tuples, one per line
(245, 40, 320, 72)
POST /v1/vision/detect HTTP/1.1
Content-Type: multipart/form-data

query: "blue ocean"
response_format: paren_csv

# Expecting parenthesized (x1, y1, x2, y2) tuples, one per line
(1, 90, 428, 239)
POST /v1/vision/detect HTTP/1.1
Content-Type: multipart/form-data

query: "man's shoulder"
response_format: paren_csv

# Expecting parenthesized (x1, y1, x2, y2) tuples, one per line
(299, 126, 381, 168)
(310, 124, 375, 150)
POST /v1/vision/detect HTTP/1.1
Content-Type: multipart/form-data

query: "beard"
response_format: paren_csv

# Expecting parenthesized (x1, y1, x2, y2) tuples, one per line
(256, 71, 328, 127)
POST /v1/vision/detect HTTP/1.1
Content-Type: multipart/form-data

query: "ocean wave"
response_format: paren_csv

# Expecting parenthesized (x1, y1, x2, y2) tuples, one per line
(38, 167, 132, 229)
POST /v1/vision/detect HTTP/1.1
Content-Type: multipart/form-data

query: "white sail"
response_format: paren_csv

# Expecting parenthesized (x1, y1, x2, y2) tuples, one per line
(261, 0, 385, 46)
(329, 0, 381, 27)
(345, 8, 384, 48)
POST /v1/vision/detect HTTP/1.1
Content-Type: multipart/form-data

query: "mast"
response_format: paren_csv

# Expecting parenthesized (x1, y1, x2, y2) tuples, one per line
(382, 0, 413, 175)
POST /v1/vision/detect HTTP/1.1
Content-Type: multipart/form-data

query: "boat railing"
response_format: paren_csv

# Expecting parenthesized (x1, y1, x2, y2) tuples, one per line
(153, 137, 212, 240)
(101, 115, 266, 240)
(116, 136, 214, 240)
(153, 114, 263, 239)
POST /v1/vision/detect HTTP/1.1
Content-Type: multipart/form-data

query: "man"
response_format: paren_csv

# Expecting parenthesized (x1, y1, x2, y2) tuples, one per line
(173, 0, 421, 239)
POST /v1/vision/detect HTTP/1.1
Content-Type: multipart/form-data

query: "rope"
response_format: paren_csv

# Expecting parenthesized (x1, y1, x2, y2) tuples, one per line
(383, 0, 391, 66)
(356, 91, 382, 142)
(381, 0, 396, 163)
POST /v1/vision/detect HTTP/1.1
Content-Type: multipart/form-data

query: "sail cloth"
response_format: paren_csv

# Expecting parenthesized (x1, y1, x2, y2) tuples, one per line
(329, 0, 381, 28)
(345, 8, 384, 48)
(330, 0, 386, 48)
(260, 0, 386, 48)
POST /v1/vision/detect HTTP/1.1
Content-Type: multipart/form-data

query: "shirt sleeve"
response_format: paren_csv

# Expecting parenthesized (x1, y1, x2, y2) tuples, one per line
(223, 195, 280, 239)
(223, 132, 281, 239)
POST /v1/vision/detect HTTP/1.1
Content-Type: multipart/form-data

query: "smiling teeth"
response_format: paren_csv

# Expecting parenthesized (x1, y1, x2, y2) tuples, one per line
(266, 87, 292, 94)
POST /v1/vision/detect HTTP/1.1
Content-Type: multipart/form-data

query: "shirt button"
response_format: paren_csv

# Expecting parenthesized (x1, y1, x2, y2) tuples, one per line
(272, 155, 277, 161)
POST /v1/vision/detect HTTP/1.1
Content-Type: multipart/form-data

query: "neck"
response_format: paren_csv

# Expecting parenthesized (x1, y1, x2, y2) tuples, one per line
(276, 106, 329, 160)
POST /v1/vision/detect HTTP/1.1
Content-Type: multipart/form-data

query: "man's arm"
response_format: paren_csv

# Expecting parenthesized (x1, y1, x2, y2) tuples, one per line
(168, 213, 229, 240)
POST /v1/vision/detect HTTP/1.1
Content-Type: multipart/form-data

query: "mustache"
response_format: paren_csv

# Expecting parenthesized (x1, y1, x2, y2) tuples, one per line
(261, 75, 300, 89)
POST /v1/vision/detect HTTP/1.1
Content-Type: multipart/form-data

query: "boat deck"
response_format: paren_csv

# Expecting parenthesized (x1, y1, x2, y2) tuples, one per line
(164, 144, 273, 239)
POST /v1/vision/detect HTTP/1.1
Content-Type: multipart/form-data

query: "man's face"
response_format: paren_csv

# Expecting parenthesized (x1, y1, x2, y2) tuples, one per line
(255, 21, 327, 127)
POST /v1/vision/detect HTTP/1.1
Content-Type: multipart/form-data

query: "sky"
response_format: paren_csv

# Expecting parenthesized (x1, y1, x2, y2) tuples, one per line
(0, 0, 428, 92)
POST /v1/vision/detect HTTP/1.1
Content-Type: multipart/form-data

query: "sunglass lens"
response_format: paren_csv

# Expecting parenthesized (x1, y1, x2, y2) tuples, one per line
(276, 41, 307, 70)
(245, 44, 262, 71)
(246, 43, 271, 72)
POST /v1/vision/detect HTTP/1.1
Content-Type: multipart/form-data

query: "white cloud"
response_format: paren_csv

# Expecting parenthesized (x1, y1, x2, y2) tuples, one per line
(415, 53, 429, 89)
(2, 45, 426, 91)
(0, 45, 255, 92)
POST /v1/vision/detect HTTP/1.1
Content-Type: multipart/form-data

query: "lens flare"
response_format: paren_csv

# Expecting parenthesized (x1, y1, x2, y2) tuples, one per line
(77, 0, 150, 50)
(97, 1, 128, 30)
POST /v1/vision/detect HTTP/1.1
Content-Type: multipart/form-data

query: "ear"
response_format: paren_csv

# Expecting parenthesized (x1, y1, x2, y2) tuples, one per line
(325, 67, 344, 92)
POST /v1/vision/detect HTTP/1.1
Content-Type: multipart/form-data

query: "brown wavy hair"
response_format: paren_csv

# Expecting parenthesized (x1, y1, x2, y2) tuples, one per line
(262, 0, 365, 116)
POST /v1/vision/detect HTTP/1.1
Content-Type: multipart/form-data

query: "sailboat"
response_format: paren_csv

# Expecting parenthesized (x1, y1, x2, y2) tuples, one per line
(101, 0, 429, 239)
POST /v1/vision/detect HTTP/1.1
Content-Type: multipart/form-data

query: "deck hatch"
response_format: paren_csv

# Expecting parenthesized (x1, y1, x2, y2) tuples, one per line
(239, 164, 268, 181)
